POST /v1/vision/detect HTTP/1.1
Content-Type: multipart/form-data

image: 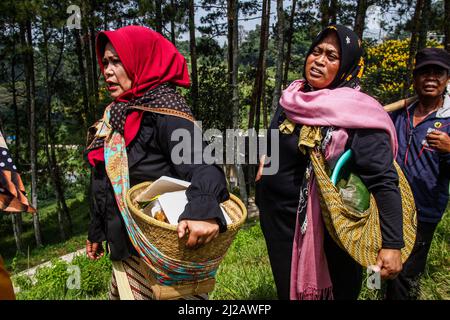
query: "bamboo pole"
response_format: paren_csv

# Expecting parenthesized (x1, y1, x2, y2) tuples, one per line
(383, 96, 417, 112)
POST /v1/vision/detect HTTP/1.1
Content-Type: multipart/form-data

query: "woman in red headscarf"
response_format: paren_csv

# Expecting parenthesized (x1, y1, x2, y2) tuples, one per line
(85, 26, 229, 300)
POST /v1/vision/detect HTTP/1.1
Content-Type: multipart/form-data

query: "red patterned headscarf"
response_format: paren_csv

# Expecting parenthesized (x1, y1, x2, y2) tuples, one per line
(96, 25, 190, 102)
(87, 26, 191, 166)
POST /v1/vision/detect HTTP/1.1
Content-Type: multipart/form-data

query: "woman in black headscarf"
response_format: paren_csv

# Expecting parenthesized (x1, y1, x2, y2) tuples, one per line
(256, 25, 404, 300)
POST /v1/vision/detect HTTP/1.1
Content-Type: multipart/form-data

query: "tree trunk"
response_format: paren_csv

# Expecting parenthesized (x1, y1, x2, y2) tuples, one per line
(248, 0, 271, 192)
(445, 0, 450, 52)
(283, 0, 297, 87)
(405, 0, 424, 96)
(231, 0, 239, 129)
(235, 164, 248, 205)
(74, 29, 90, 128)
(262, 0, 271, 129)
(82, 1, 95, 125)
(170, 0, 176, 44)
(320, 0, 330, 29)
(227, 1, 233, 87)
(103, 1, 108, 30)
(42, 26, 71, 240)
(227, 0, 239, 128)
(354, 0, 369, 39)
(248, 0, 269, 130)
(417, 0, 431, 51)
(11, 27, 21, 169)
(329, 0, 337, 25)
(226, 0, 245, 203)
(10, 24, 23, 253)
(24, 19, 42, 247)
(155, 0, 163, 34)
(188, 0, 198, 114)
(89, 5, 99, 110)
(11, 214, 23, 253)
(19, 23, 27, 160)
(271, 0, 285, 113)
(52, 152, 72, 233)
(88, 3, 99, 119)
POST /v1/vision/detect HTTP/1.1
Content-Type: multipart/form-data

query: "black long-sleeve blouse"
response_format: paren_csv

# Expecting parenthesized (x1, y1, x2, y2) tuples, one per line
(256, 106, 404, 249)
(87, 111, 230, 261)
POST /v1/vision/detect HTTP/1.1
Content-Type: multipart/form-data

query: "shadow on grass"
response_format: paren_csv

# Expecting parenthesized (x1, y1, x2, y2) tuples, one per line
(246, 283, 278, 300)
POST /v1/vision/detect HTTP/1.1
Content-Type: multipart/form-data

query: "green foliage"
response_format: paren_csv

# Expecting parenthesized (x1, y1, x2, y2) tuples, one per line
(418, 209, 450, 299)
(230, 186, 241, 198)
(286, 31, 312, 82)
(7, 210, 450, 300)
(14, 273, 33, 292)
(210, 222, 277, 300)
(359, 208, 450, 300)
(196, 37, 225, 64)
(0, 192, 89, 272)
(0, 0, 448, 302)
(239, 26, 266, 67)
(72, 254, 112, 298)
(363, 39, 412, 104)
(13, 254, 111, 300)
(362, 38, 443, 104)
(194, 63, 233, 131)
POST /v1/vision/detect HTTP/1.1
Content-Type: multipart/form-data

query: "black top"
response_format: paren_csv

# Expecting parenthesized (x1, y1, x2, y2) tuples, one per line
(256, 106, 404, 249)
(87, 112, 230, 261)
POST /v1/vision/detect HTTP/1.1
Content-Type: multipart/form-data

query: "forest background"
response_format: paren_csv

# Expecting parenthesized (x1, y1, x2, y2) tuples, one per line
(0, 0, 448, 300)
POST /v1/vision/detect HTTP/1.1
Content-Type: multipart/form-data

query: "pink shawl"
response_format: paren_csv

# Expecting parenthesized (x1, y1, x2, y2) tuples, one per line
(279, 80, 398, 300)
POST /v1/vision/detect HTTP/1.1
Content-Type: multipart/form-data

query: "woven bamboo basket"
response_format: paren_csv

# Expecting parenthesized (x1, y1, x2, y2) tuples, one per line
(310, 149, 417, 267)
(126, 181, 247, 264)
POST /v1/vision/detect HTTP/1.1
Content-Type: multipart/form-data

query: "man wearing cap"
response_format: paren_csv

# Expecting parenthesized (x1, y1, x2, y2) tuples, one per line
(387, 48, 450, 299)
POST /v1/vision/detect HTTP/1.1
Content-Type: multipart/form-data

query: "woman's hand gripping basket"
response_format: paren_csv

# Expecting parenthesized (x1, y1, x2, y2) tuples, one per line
(125, 177, 247, 299)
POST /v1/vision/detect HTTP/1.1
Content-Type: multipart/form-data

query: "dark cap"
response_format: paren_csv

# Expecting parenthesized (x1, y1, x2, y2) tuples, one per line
(414, 48, 450, 72)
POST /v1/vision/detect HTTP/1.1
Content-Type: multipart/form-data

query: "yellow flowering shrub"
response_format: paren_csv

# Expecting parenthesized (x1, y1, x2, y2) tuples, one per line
(362, 39, 411, 104)
(362, 39, 443, 105)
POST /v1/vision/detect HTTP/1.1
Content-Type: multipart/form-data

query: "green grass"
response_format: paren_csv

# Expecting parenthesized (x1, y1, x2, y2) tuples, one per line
(0, 192, 89, 274)
(210, 219, 277, 300)
(13, 254, 112, 300)
(417, 210, 450, 300)
(6, 199, 449, 300)
(10, 218, 276, 300)
(359, 206, 450, 300)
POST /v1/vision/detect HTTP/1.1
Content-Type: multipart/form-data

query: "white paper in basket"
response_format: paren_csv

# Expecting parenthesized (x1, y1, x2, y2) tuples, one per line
(137, 176, 232, 225)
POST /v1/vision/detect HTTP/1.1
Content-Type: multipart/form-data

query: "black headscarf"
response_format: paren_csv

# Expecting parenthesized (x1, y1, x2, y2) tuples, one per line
(303, 25, 365, 90)
(295, 25, 365, 234)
